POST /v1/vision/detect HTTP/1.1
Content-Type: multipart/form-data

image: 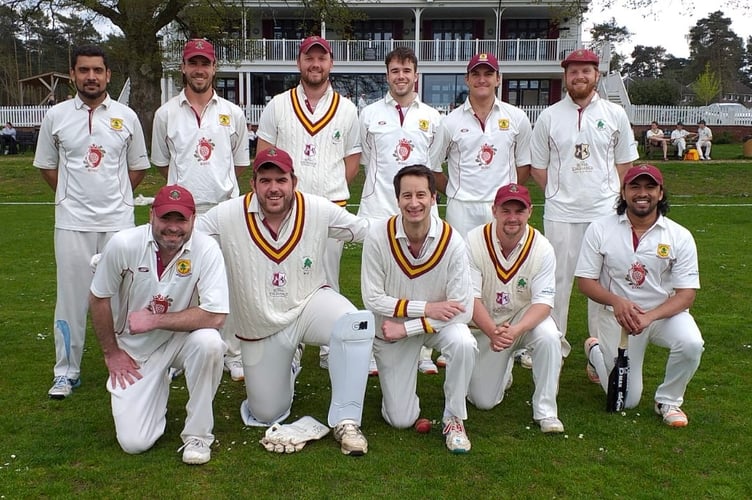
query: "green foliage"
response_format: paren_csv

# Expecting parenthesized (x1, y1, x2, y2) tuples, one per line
(628, 77, 681, 105)
(589, 18, 631, 73)
(2, 156, 752, 497)
(691, 63, 722, 106)
(687, 10, 745, 93)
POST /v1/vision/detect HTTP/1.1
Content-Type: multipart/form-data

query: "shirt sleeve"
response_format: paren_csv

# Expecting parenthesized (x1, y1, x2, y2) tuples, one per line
(574, 221, 604, 279)
(614, 110, 640, 164)
(429, 119, 449, 173)
(126, 112, 150, 170)
(256, 99, 278, 144)
(327, 203, 370, 243)
(196, 238, 230, 314)
(150, 106, 170, 167)
(530, 244, 557, 307)
(530, 111, 552, 170)
(231, 106, 251, 167)
(343, 104, 362, 157)
(33, 112, 59, 170)
(359, 107, 372, 167)
(514, 112, 533, 167)
(669, 226, 701, 290)
(90, 232, 128, 298)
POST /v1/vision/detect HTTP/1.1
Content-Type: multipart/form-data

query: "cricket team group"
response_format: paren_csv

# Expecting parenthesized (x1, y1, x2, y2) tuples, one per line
(33, 36, 704, 465)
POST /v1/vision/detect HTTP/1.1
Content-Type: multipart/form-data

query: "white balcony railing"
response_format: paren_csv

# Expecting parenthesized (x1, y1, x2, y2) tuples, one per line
(162, 38, 581, 65)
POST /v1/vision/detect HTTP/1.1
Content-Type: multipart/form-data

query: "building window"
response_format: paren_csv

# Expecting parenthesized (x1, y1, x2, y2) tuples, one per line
(352, 20, 400, 41)
(502, 19, 550, 39)
(216, 78, 238, 103)
(422, 74, 468, 110)
(270, 19, 317, 40)
(506, 79, 549, 106)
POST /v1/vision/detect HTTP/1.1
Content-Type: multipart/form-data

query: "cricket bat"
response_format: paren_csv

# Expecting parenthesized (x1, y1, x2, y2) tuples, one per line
(606, 328, 630, 412)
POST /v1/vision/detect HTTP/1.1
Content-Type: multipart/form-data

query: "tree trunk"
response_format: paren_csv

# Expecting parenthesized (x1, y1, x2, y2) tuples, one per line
(121, 31, 162, 150)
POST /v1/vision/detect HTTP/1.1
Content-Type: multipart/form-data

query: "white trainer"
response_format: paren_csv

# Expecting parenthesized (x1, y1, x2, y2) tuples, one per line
(442, 416, 471, 453)
(48, 376, 80, 400)
(418, 358, 438, 375)
(537, 416, 565, 433)
(224, 359, 244, 382)
(333, 420, 368, 456)
(179, 438, 211, 465)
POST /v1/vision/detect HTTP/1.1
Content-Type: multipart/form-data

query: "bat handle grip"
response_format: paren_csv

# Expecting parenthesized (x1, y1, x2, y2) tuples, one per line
(619, 328, 629, 349)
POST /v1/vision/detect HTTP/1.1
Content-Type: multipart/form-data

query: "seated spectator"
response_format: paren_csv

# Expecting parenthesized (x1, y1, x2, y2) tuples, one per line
(670, 121, 696, 159)
(1, 122, 17, 155)
(646, 121, 669, 161)
(247, 123, 257, 158)
(696, 120, 713, 160)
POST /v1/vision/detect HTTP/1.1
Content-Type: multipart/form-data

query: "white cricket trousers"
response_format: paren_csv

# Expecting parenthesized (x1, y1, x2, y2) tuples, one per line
(109, 328, 225, 454)
(373, 323, 478, 429)
(543, 219, 601, 357)
(239, 288, 372, 427)
(588, 309, 704, 409)
(53, 229, 116, 380)
(468, 315, 563, 421)
(445, 198, 493, 239)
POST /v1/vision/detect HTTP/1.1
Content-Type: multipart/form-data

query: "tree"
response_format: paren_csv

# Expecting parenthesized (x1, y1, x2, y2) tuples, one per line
(623, 45, 669, 79)
(628, 78, 681, 105)
(691, 63, 722, 105)
(589, 18, 631, 73)
(687, 10, 744, 95)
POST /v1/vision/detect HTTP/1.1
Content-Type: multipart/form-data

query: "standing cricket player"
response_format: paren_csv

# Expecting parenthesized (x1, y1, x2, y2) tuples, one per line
(361, 165, 477, 454)
(34, 44, 150, 399)
(530, 49, 638, 359)
(575, 164, 703, 427)
(197, 147, 374, 456)
(90, 185, 229, 464)
(151, 38, 250, 383)
(466, 183, 564, 433)
(358, 46, 444, 374)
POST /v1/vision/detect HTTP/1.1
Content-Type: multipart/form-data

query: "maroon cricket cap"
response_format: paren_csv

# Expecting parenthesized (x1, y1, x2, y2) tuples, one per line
(561, 49, 599, 68)
(467, 53, 499, 72)
(494, 183, 531, 208)
(183, 39, 215, 63)
(253, 147, 294, 174)
(152, 185, 196, 219)
(299, 36, 332, 56)
(623, 164, 664, 186)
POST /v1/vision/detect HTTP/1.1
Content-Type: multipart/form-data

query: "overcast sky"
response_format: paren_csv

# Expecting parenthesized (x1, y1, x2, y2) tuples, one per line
(583, 2, 751, 60)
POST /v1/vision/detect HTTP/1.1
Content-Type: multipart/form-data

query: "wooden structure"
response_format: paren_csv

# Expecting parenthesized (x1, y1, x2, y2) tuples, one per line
(18, 72, 71, 106)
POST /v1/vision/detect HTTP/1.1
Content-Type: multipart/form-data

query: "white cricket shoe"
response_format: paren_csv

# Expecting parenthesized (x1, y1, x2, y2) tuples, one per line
(442, 416, 471, 453)
(179, 438, 211, 465)
(224, 359, 244, 382)
(48, 376, 80, 400)
(537, 416, 564, 433)
(333, 420, 368, 456)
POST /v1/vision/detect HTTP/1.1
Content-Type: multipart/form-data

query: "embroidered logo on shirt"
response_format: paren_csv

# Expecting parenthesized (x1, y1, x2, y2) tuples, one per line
(176, 259, 191, 276)
(272, 271, 287, 287)
(626, 261, 648, 288)
(498, 118, 510, 130)
(302, 256, 313, 275)
(85, 144, 105, 169)
(195, 137, 215, 162)
(419, 119, 429, 132)
(475, 143, 496, 168)
(574, 143, 591, 160)
(496, 291, 510, 306)
(150, 294, 173, 314)
(394, 138, 414, 162)
(219, 114, 230, 126)
(110, 118, 123, 131)
(597, 119, 606, 129)
(656, 244, 670, 258)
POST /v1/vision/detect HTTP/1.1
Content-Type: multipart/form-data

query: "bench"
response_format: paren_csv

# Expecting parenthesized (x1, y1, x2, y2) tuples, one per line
(15, 128, 38, 153)
(643, 130, 676, 160)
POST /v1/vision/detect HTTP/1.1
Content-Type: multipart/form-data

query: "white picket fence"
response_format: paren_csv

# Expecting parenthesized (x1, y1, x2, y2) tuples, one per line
(1, 103, 749, 129)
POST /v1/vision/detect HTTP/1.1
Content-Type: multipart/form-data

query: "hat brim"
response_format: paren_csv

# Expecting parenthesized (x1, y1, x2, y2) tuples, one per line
(153, 205, 194, 219)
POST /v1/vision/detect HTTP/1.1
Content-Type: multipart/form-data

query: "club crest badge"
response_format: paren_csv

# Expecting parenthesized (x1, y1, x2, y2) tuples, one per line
(393, 138, 414, 162)
(496, 291, 510, 306)
(498, 118, 510, 130)
(574, 143, 591, 160)
(110, 118, 123, 131)
(272, 271, 287, 287)
(218, 114, 230, 126)
(150, 294, 173, 314)
(625, 261, 648, 288)
(304, 143, 317, 158)
(475, 143, 496, 168)
(194, 137, 215, 161)
(418, 119, 429, 132)
(176, 259, 192, 276)
(85, 144, 105, 169)
(656, 244, 670, 258)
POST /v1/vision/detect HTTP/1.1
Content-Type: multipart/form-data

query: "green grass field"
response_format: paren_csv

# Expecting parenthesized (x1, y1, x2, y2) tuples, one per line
(1, 150, 751, 498)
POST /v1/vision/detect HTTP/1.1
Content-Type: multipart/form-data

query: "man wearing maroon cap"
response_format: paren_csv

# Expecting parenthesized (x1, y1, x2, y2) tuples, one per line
(575, 164, 703, 427)
(466, 183, 565, 433)
(431, 52, 532, 238)
(152, 38, 250, 382)
(256, 34, 361, 372)
(89, 184, 229, 464)
(530, 48, 639, 361)
(198, 147, 375, 456)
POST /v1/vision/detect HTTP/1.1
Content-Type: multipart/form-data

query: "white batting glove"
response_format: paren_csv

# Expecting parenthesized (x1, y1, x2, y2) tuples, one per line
(259, 416, 330, 454)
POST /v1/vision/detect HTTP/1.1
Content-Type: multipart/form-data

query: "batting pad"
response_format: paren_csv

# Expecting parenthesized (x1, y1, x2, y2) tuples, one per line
(327, 310, 375, 427)
(259, 416, 330, 454)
